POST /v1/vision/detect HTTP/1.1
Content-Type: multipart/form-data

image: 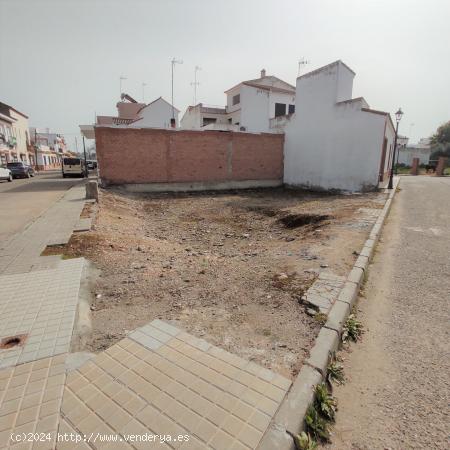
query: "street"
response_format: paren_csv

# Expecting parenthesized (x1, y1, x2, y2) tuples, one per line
(0, 171, 81, 243)
(326, 176, 450, 449)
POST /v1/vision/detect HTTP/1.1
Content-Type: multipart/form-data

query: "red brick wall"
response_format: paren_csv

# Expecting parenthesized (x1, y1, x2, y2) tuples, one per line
(95, 127, 284, 186)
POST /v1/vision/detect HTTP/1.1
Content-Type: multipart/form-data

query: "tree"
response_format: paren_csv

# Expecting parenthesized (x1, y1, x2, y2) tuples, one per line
(430, 121, 450, 162)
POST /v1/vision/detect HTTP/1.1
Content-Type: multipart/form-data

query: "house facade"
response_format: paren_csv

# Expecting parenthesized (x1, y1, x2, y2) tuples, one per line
(29, 128, 70, 170)
(180, 69, 296, 133)
(284, 60, 396, 192)
(398, 137, 432, 166)
(97, 94, 179, 128)
(0, 102, 30, 165)
(128, 97, 180, 128)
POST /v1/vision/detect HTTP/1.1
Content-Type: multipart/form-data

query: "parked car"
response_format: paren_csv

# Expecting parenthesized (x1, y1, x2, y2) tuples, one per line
(6, 162, 35, 178)
(62, 157, 85, 178)
(0, 165, 13, 182)
(86, 160, 97, 170)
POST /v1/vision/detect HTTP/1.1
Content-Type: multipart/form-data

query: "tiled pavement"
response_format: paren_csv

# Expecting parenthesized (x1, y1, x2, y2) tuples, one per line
(301, 271, 346, 314)
(0, 320, 292, 450)
(0, 354, 66, 450)
(0, 186, 86, 275)
(0, 259, 85, 369)
(61, 320, 291, 450)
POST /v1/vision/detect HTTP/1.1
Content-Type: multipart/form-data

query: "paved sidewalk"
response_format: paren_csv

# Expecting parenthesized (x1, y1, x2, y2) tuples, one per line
(0, 320, 291, 450)
(0, 185, 86, 275)
(0, 259, 85, 369)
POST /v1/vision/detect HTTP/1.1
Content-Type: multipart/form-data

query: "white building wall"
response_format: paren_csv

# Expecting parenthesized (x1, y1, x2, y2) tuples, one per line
(268, 91, 296, 118)
(10, 110, 30, 162)
(239, 85, 270, 132)
(180, 106, 201, 129)
(398, 147, 431, 165)
(284, 61, 388, 192)
(130, 99, 178, 128)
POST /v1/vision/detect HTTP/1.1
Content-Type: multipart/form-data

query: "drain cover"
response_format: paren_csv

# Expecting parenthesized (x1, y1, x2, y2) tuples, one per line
(0, 334, 28, 350)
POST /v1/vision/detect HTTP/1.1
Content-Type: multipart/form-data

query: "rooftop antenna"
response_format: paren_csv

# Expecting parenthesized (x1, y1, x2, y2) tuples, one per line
(142, 82, 147, 103)
(191, 65, 201, 105)
(119, 76, 127, 97)
(298, 58, 309, 76)
(171, 58, 183, 120)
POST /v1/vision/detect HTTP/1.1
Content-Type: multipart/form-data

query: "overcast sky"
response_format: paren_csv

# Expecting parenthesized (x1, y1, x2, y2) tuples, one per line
(1, 0, 449, 150)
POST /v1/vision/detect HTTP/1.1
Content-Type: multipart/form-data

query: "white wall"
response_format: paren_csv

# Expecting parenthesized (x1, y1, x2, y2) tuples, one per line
(268, 91, 296, 118)
(398, 147, 431, 165)
(240, 85, 270, 132)
(130, 99, 178, 128)
(284, 61, 388, 192)
(180, 106, 201, 129)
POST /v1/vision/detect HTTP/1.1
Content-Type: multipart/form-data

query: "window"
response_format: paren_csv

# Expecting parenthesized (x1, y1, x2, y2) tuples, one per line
(288, 104, 295, 114)
(228, 118, 232, 124)
(275, 103, 286, 117)
(202, 117, 217, 126)
(232, 94, 240, 106)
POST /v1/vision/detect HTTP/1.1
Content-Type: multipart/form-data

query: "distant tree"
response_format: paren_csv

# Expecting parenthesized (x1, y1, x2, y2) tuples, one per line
(430, 121, 450, 162)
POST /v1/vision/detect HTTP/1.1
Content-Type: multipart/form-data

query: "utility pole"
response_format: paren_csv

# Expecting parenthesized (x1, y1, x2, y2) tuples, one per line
(142, 82, 147, 103)
(171, 58, 183, 121)
(190, 65, 201, 105)
(34, 128, 38, 171)
(119, 76, 127, 97)
(298, 58, 309, 76)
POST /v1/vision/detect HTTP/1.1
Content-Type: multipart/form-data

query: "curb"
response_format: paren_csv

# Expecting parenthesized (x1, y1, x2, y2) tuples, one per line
(259, 177, 400, 448)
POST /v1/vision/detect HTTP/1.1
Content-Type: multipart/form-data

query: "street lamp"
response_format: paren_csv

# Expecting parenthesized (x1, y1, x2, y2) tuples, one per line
(388, 107, 403, 189)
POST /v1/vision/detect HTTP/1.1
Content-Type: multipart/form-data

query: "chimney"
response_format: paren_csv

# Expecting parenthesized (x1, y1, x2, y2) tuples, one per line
(260, 69, 266, 78)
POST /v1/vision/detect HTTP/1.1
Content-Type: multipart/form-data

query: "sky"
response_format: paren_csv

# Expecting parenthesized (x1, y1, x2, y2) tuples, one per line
(1, 0, 449, 151)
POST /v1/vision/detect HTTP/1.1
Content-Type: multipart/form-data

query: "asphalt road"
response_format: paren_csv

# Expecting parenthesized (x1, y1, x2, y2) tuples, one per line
(0, 171, 82, 243)
(327, 176, 450, 449)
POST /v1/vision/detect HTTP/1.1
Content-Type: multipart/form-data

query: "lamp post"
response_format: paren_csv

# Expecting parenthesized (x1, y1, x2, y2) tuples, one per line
(388, 108, 404, 189)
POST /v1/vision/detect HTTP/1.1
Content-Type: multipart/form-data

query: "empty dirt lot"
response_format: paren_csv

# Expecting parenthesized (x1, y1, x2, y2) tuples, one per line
(66, 187, 386, 379)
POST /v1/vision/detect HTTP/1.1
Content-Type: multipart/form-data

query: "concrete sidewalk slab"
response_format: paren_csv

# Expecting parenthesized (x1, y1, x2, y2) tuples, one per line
(0, 354, 66, 450)
(0, 259, 84, 369)
(61, 320, 292, 450)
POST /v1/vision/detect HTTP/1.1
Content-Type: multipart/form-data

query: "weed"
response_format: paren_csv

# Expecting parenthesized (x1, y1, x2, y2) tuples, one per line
(294, 431, 318, 450)
(305, 405, 330, 442)
(326, 360, 345, 386)
(342, 313, 363, 343)
(314, 382, 337, 421)
(313, 312, 327, 325)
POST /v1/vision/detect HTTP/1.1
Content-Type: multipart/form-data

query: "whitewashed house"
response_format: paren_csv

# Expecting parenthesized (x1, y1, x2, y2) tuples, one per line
(284, 60, 396, 192)
(181, 69, 296, 133)
(97, 94, 179, 129)
(398, 137, 432, 166)
(129, 97, 180, 129)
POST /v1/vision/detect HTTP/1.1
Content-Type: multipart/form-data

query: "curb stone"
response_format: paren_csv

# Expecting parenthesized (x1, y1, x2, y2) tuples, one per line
(305, 328, 339, 375)
(259, 177, 400, 449)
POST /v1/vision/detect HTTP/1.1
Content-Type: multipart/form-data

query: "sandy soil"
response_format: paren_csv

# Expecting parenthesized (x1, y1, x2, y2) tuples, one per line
(322, 177, 449, 449)
(65, 187, 385, 378)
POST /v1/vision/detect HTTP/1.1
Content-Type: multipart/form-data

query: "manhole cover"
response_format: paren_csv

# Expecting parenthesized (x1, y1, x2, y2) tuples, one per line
(0, 334, 28, 350)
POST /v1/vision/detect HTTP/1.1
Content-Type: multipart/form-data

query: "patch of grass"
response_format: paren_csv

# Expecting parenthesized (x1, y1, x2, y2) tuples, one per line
(294, 431, 318, 450)
(305, 405, 331, 442)
(342, 313, 363, 343)
(314, 382, 337, 421)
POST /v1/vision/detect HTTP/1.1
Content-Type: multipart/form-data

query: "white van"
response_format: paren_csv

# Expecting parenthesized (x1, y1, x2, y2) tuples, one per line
(62, 157, 85, 178)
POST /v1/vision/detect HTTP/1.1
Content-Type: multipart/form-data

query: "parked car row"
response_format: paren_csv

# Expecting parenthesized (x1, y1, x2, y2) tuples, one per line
(0, 162, 35, 182)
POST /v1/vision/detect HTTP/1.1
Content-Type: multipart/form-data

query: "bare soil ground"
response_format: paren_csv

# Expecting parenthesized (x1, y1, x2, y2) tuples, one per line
(65, 187, 386, 378)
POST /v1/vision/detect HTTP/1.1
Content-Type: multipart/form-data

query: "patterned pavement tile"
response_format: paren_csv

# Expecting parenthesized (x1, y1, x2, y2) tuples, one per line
(0, 354, 66, 450)
(0, 259, 84, 369)
(61, 321, 291, 450)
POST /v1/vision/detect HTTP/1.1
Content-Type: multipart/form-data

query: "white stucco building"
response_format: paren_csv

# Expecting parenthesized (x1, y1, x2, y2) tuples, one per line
(129, 97, 179, 128)
(180, 69, 296, 133)
(284, 60, 396, 192)
(97, 94, 179, 129)
(398, 137, 432, 166)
